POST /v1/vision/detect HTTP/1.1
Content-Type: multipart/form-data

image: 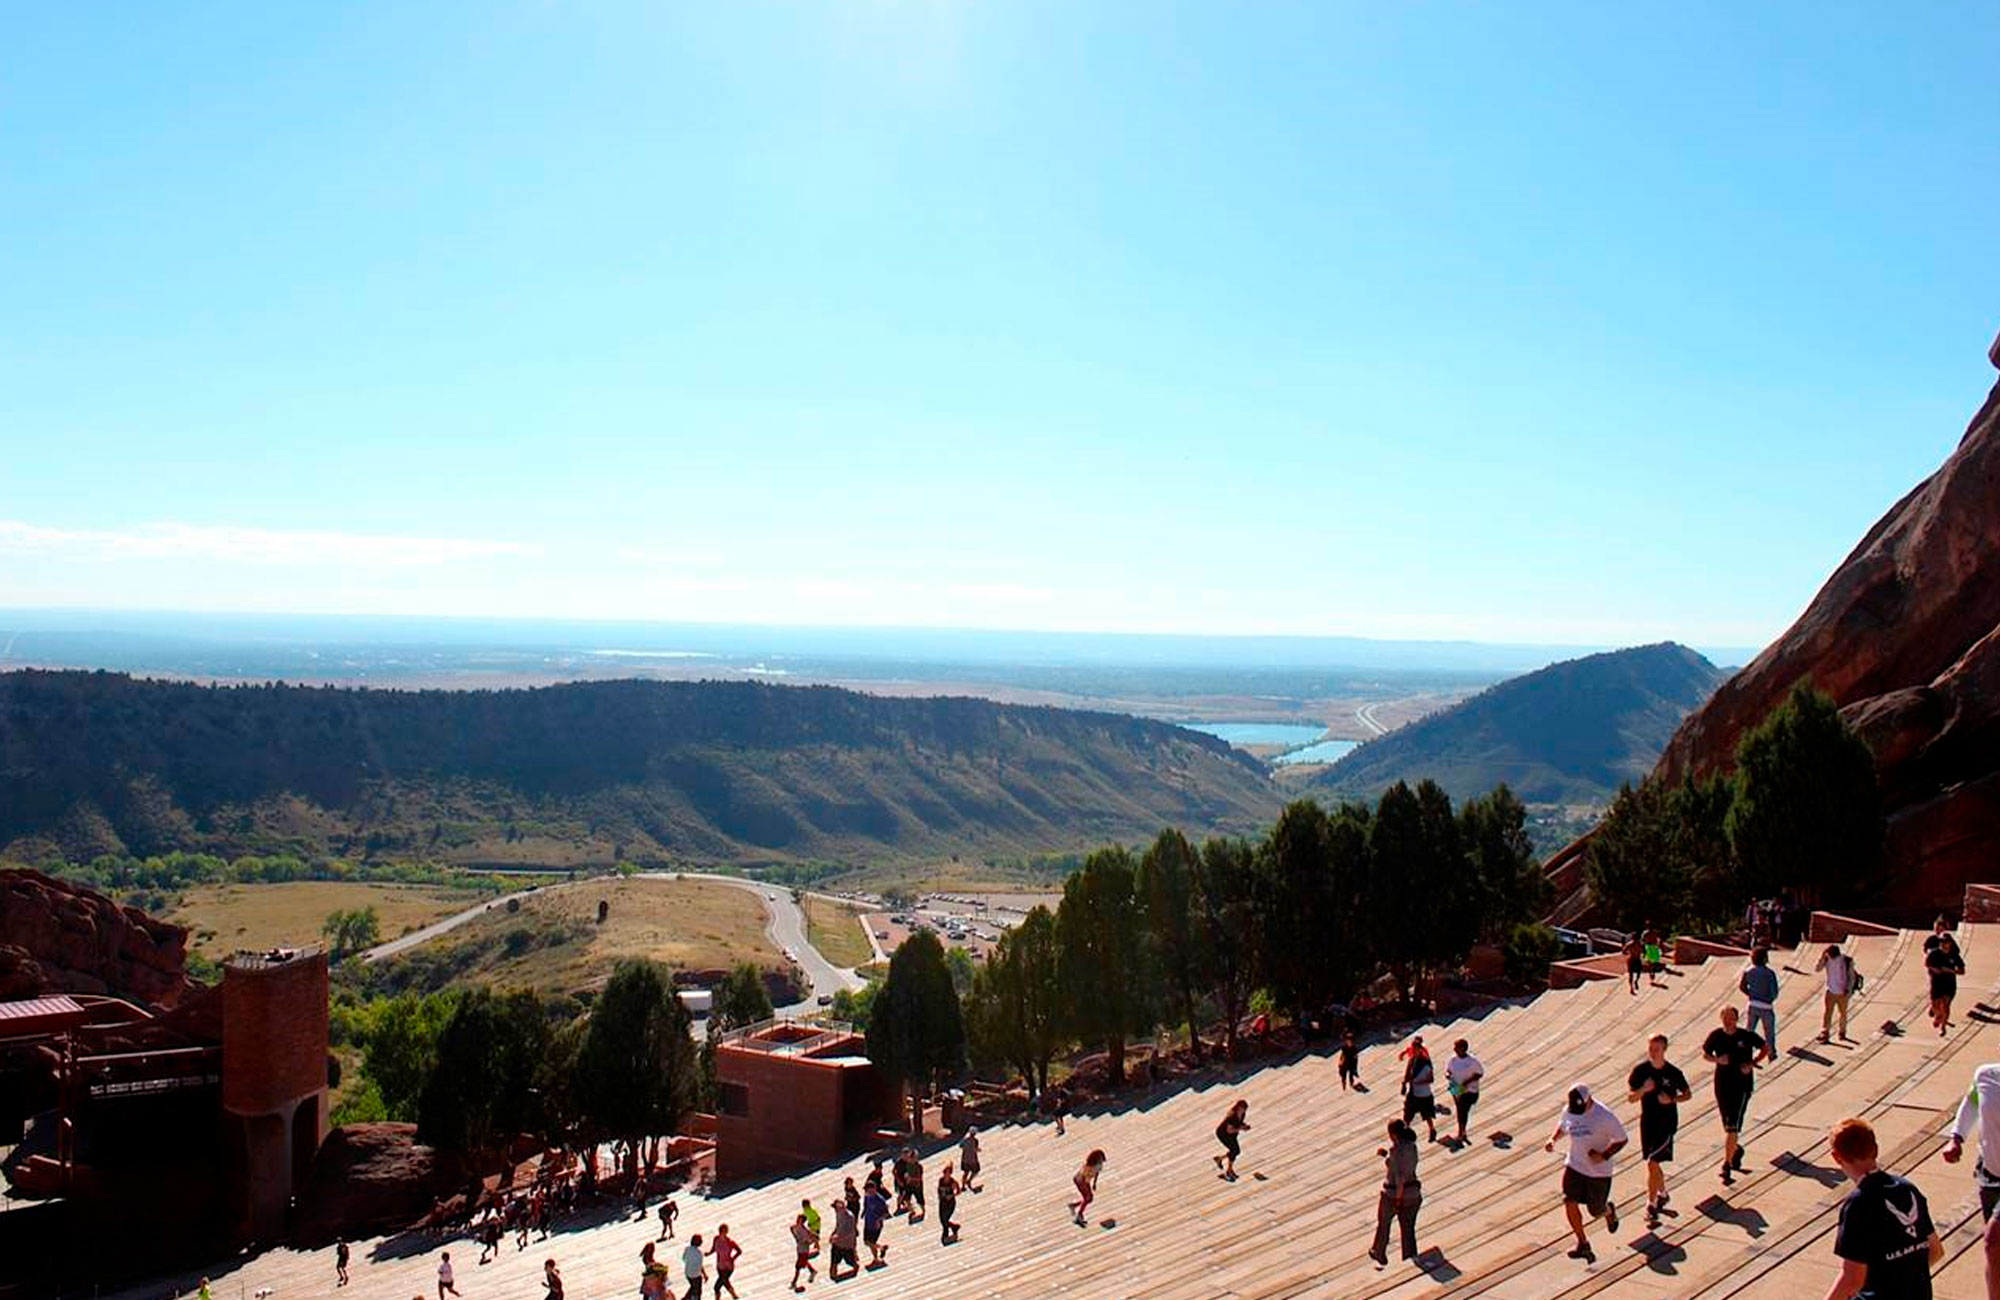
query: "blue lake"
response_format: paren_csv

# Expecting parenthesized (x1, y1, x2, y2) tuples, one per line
(1185, 722, 1326, 746)
(1271, 739, 1361, 766)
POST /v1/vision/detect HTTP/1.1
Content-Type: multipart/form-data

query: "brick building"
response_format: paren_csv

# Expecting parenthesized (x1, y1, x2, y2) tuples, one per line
(0, 947, 331, 1275)
(711, 1020, 894, 1183)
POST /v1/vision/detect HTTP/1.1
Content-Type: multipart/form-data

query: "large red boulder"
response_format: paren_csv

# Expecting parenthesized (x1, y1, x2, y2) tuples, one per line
(293, 1123, 450, 1244)
(1654, 333, 2000, 910)
(0, 869, 195, 1009)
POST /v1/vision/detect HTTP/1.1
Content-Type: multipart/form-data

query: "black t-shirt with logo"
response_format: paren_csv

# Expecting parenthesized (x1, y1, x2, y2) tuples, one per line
(1628, 1060, 1691, 1126)
(1834, 1169, 1934, 1300)
(1924, 934, 1965, 976)
(1702, 1027, 1765, 1088)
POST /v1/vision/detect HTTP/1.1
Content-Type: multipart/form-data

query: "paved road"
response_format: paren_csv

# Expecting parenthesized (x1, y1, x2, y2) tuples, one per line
(675, 874, 867, 1014)
(360, 883, 577, 963)
(1355, 701, 1391, 736)
(358, 874, 866, 1017)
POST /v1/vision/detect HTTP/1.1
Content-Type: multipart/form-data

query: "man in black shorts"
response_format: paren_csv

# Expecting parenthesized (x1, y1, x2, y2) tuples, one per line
(1702, 1006, 1770, 1186)
(1627, 1033, 1692, 1226)
(1544, 1083, 1627, 1264)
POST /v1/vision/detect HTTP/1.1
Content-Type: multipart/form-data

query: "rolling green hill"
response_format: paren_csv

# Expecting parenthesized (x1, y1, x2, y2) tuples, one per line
(1306, 643, 1726, 806)
(0, 670, 1279, 868)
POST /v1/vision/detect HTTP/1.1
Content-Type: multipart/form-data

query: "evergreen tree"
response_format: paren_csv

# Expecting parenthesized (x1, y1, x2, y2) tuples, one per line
(1728, 682, 1882, 902)
(1195, 836, 1260, 1057)
(1056, 846, 1156, 1087)
(1136, 828, 1209, 1059)
(576, 960, 699, 1166)
(1368, 782, 1470, 1004)
(418, 988, 552, 1169)
(1458, 784, 1550, 939)
(1583, 781, 1691, 930)
(965, 905, 1063, 1098)
(361, 989, 458, 1121)
(713, 963, 774, 1033)
(866, 930, 966, 1097)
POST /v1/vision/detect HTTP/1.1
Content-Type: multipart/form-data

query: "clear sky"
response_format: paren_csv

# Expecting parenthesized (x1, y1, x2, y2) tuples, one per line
(2, 2, 1994, 648)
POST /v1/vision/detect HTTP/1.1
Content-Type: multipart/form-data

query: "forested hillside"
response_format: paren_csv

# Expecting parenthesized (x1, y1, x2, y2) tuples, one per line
(0, 671, 1278, 866)
(1309, 643, 1725, 805)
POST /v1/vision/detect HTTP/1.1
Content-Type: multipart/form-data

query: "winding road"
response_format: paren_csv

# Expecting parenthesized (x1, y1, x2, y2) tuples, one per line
(358, 873, 866, 1015)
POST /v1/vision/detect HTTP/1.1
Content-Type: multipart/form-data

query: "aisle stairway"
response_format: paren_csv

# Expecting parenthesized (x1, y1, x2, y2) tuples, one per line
(123, 923, 2000, 1300)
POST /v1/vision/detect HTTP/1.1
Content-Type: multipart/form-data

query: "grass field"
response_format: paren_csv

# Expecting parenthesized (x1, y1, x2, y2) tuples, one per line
(168, 881, 489, 958)
(390, 875, 785, 998)
(803, 895, 875, 968)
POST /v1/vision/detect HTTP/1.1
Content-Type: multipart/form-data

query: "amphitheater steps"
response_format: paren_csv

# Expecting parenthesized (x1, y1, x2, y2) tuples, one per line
(112, 924, 2000, 1300)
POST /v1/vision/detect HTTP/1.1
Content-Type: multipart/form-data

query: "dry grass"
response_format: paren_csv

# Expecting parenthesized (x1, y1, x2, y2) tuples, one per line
(803, 896, 875, 968)
(168, 881, 487, 958)
(438, 875, 782, 997)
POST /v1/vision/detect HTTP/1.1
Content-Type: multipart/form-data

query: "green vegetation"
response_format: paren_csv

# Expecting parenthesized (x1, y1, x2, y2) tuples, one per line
(1056, 848, 1156, 1087)
(1584, 683, 1882, 929)
(963, 906, 1061, 1095)
(0, 670, 1277, 869)
(320, 906, 381, 962)
(30, 850, 526, 915)
(575, 961, 701, 1172)
(866, 931, 967, 1094)
(1312, 643, 1725, 806)
(1728, 683, 1883, 899)
(802, 896, 875, 968)
(354, 876, 781, 1001)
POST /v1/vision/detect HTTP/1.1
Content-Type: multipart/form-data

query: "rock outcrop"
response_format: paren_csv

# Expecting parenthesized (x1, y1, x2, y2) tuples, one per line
(1656, 332, 2000, 908)
(293, 1124, 448, 1243)
(0, 869, 196, 1008)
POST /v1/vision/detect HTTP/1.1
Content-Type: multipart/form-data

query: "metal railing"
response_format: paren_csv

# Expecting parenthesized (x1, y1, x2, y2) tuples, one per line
(711, 1016, 855, 1056)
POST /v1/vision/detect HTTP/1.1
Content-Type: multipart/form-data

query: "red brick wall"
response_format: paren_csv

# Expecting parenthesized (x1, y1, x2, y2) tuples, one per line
(221, 953, 329, 1117)
(1966, 884, 2000, 924)
(713, 1049, 858, 1183)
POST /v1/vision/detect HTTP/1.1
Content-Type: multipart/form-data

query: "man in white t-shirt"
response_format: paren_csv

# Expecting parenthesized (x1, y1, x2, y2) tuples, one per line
(682, 1234, 708, 1300)
(1544, 1083, 1628, 1264)
(1445, 1038, 1485, 1146)
(437, 1251, 459, 1300)
(1815, 943, 1858, 1043)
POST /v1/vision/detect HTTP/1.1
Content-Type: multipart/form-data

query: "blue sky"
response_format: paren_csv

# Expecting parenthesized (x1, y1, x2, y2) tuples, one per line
(2, 2, 1995, 647)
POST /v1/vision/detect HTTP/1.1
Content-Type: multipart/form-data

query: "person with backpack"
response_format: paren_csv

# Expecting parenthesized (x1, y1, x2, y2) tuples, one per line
(1740, 948, 1781, 1055)
(1816, 944, 1860, 1044)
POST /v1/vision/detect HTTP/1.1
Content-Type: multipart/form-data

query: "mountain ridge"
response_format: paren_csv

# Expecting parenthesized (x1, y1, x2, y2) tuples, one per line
(1307, 642, 1725, 806)
(0, 670, 1281, 868)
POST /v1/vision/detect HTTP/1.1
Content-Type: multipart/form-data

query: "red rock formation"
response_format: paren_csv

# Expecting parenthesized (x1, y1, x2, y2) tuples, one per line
(1655, 333, 2000, 910)
(0, 868, 196, 1008)
(293, 1123, 450, 1243)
